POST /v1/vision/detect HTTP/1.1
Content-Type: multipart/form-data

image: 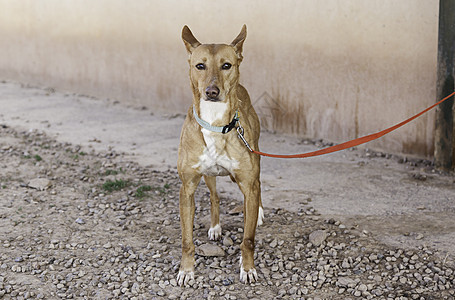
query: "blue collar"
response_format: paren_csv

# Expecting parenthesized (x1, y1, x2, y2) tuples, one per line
(192, 105, 239, 134)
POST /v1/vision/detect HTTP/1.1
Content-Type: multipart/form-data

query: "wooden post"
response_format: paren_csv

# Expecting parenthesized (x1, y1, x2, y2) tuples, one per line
(435, 0, 455, 170)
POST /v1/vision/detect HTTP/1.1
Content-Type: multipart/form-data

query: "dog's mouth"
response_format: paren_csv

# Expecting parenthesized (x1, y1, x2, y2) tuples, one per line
(204, 97, 222, 102)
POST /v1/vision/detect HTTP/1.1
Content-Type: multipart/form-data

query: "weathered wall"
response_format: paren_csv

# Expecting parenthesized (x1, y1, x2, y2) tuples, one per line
(0, 0, 439, 157)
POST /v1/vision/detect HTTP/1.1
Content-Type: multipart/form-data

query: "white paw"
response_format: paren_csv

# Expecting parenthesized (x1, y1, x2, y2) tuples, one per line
(208, 224, 222, 240)
(177, 270, 194, 286)
(240, 265, 258, 284)
(257, 207, 264, 227)
(239, 257, 258, 284)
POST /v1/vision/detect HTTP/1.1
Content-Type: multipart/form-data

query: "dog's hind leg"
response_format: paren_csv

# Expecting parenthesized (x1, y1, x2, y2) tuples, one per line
(257, 196, 264, 227)
(204, 175, 222, 240)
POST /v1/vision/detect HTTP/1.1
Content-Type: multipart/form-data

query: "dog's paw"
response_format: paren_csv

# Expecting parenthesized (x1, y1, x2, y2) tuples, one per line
(240, 266, 258, 284)
(177, 270, 194, 287)
(257, 207, 264, 227)
(239, 256, 258, 284)
(208, 224, 222, 240)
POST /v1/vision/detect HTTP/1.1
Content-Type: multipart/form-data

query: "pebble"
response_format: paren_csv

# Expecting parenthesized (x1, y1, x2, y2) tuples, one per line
(270, 239, 278, 248)
(75, 217, 85, 224)
(341, 258, 350, 269)
(358, 283, 368, 292)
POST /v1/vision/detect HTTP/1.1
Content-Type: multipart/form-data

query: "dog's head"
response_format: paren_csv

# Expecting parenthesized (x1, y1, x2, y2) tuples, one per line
(182, 25, 246, 102)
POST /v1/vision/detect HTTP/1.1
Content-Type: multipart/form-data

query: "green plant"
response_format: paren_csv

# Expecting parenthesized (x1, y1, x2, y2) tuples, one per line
(135, 185, 152, 199)
(104, 169, 119, 176)
(155, 183, 171, 195)
(102, 179, 130, 192)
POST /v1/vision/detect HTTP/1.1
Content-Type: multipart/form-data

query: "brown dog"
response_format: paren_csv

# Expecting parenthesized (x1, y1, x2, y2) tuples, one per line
(177, 25, 263, 285)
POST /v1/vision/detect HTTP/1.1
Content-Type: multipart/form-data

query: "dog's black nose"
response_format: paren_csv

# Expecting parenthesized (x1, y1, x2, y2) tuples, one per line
(205, 86, 220, 99)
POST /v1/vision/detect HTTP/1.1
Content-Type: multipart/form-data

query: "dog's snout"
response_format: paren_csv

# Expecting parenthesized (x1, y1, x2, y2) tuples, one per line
(205, 86, 220, 100)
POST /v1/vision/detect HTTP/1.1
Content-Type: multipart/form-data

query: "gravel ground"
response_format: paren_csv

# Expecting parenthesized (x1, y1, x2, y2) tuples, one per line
(1, 125, 454, 299)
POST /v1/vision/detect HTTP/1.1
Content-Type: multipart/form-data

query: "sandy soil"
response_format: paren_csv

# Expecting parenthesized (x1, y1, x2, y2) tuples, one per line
(0, 81, 454, 299)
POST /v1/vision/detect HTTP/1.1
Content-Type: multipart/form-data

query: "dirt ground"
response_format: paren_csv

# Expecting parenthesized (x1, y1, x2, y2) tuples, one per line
(0, 81, 454, 299)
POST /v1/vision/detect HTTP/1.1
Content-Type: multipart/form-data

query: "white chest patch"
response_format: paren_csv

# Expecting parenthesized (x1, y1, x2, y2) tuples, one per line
(193, 99, 239, 176)
(200, 99, 228, 124)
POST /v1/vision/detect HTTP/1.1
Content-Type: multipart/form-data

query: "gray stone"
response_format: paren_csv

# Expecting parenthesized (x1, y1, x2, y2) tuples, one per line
(28, 178, 51, 191)
(341, 258, 351, 269)
(196, 244, 225, 257)
(75, 218, 85, 225)
(358, 284, 368, 292)
(270, 239, 278, 248)
(309, 230, 328, 246)
(223, 236, 234, 247)
(337, 277, 357, 288)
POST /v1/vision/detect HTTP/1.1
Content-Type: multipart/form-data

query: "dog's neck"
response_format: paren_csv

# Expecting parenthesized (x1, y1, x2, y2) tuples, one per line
(193, 93, 239, 127)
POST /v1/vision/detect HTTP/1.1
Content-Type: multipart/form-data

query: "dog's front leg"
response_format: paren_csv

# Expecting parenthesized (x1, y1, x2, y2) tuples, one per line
(236, 173, 260, 284)
(177, 172, 201, 286)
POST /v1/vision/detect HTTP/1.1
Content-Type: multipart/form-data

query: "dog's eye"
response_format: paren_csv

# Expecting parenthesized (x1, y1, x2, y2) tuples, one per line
(221, 63, 232, 70)
(195, 63, 206, 70)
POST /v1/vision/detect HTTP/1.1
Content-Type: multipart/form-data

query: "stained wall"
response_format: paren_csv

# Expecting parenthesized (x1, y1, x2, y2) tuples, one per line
(0, 0, 439, 156)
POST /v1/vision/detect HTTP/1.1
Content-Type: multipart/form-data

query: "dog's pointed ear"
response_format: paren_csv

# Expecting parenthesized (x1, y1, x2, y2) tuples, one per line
(231, 24, 247, 58)
(182, 25, 201, 54)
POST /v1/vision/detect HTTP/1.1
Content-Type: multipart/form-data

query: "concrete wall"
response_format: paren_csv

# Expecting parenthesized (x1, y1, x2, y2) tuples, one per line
(0, 0, 439, 157)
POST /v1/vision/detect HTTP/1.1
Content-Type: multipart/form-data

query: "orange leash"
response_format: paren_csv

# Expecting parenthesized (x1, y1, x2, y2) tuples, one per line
(238, 92, 455, 158)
